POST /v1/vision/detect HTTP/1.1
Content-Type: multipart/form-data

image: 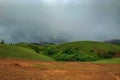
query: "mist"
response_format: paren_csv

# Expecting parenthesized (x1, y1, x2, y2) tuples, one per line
(0, 0, 120, 43)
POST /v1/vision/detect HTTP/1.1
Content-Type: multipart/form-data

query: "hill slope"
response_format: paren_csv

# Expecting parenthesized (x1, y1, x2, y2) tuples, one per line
(1, 41, 120, 62)
(0, 44, 54, 61)
(15, 42, 47, 54)
(46, 41, 120, 61)
(58, 41, 120, 53)
(105, 39, 120, 46)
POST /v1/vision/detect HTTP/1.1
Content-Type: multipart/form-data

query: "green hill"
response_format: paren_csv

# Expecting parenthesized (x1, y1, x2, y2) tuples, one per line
(0, 41, 120, 62)
(0, 44, 54, 61)
(15, 42, 47, 54)
(58, 41, 120, 54)
(45, 41, 120, 61)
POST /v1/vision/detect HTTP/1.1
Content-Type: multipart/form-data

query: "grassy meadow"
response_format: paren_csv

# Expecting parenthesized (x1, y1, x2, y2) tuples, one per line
(0, 41, 120, 63)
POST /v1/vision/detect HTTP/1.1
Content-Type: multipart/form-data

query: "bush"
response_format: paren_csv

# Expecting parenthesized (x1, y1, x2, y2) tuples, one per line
(52, 53, 67, 61)
(45, 47, 115, 62)
(74, 53, 99, 62)
(47, 47, 57, 56)
(104, 51, 115, 58)
(62, 48, 79, 55)
(52, 52, 100, 62)
(28, 44, 40, 53)
(1, 39, 5, 44)
(90, 50, 94, 52)
(96, 51, 115, 59)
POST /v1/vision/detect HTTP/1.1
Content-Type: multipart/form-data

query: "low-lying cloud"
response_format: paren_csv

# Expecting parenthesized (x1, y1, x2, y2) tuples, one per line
(0, 0, 120, 43)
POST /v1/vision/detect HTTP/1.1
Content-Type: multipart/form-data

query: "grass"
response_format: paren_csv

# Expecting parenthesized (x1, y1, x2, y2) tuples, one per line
(46, 41, 120, 61)
(0, 44, 54, 61)
(94, 58, 120, 64)
(57, 41, 120, 53)
(0, 41, 120, 62)
(15, 42, 47, 53)
(16, 41, 120, 56)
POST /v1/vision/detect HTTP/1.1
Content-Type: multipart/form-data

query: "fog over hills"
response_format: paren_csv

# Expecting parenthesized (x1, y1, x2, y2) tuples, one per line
(0, 0, 120, 43)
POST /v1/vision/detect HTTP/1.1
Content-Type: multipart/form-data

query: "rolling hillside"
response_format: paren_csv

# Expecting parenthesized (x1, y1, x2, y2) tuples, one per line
(0, 44, 54, 61)
(56, 41, 120, 53)
(15, 42, 47, 54)
(46, 41, 120, 61)
(0, 41, 120, 62)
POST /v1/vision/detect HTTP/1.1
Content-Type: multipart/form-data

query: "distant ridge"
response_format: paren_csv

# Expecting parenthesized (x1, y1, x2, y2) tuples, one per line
(105, 39, 120, 46)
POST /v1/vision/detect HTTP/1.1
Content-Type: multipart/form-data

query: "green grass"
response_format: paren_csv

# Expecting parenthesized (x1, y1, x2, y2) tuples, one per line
(1, 41, 120, 62)
(15, 42, 48, 54)
(53, 41, 120, 55)
(58, 41, 120, 53)
(46, 41, 120, 61)
(94, 58, 120, 64)
(16, 41, 120, 57)
(0, 44, 54, 61)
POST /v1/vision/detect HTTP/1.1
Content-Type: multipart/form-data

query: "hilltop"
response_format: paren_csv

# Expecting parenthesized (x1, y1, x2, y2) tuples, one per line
(0, 43, 54, 61)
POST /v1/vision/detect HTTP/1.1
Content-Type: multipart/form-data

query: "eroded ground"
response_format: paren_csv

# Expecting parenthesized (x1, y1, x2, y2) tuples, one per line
(0, 59, 120, 80)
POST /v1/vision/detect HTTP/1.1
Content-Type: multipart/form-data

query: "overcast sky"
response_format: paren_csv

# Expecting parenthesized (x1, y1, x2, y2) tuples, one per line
(0, 0, 120, 43)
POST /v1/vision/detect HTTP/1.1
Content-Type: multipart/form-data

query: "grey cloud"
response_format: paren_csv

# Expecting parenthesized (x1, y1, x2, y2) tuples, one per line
(0, 0, 120, 43)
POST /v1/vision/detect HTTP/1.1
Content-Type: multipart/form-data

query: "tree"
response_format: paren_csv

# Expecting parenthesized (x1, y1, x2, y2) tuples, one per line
(1, 39, 5, 44)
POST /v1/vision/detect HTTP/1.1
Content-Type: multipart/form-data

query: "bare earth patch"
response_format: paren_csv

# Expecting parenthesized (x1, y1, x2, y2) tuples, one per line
(0, 59, 120, 80)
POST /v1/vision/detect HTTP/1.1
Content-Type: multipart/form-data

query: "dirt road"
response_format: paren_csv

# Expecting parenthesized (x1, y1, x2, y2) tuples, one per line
(0, 59, 120, 80)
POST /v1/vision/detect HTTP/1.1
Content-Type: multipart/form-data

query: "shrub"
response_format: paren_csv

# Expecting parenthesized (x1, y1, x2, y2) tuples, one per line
(46, 47, 115, 62)
(1, 39, 5, 44)
(62, 48, 73, 54)
(52, 53, 67, 61)
(47, 47, 57, 56)
(28, 44, 40, 53)
(90, 50, 94, 52)
(96, 51, 115, 59)
(105, 51, 115, 58)
(62, 48, 78, 55)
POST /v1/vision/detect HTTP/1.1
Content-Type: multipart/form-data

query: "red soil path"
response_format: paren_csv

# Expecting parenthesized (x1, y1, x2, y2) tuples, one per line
(0, 58, 120, 80)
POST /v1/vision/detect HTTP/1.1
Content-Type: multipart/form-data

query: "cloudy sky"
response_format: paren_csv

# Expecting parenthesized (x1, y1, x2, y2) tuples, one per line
(0, 0, 120, 43)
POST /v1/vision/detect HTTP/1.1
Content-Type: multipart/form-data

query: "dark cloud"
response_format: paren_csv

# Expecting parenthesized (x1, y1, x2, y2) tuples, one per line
(0, 0, 120, 43)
